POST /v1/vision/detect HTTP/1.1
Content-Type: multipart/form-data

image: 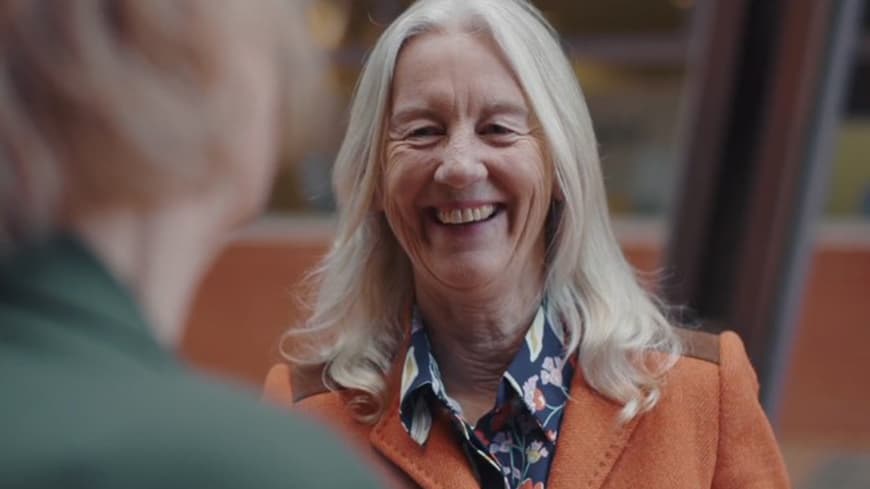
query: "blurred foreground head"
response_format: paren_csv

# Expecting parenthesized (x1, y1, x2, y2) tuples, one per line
(0, 0, 320, 249)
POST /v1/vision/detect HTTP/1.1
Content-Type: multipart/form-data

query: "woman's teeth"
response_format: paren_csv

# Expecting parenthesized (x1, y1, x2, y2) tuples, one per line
(436, 204, 496, 225)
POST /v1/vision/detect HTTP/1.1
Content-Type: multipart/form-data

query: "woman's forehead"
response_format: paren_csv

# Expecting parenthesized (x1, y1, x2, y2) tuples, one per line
(390, 32, 527, 116)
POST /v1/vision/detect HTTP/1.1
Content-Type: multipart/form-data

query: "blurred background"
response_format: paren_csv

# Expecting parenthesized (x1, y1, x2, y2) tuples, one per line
(180, 1, 870, 487)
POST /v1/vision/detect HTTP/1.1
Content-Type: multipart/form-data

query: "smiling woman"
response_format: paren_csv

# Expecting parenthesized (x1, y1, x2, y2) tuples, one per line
(383, 32, 551, 310)
(263, 1, 790, 488)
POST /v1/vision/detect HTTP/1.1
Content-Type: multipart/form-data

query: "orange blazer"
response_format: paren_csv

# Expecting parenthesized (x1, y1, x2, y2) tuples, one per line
(265, 330, 791, 489)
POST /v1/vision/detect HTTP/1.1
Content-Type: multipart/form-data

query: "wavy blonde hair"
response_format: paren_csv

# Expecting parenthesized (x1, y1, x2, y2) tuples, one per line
(285, 0, 682, 423)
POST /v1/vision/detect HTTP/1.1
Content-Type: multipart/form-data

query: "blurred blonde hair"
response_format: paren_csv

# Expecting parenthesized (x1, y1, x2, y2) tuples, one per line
(0, 0, 321, 247)
(285, 0, 682, 423)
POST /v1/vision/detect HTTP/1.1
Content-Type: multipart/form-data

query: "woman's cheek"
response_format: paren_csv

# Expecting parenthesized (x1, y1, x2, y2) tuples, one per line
(382, 165, 421, 246)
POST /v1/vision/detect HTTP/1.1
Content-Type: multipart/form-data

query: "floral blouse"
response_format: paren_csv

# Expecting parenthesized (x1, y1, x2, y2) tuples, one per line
(398, 302, 576, 489)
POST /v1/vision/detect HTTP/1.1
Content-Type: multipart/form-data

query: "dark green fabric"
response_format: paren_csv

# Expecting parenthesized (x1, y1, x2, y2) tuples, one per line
(0, 236, 381, 488)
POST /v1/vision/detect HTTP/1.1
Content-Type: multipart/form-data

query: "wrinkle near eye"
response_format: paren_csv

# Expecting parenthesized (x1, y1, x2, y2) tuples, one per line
(385, 142, 414, 164)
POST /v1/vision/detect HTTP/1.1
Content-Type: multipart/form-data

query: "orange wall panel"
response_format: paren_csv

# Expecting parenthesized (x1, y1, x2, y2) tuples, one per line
(777, 249, 870, 443)
(182, 242, 328, 385)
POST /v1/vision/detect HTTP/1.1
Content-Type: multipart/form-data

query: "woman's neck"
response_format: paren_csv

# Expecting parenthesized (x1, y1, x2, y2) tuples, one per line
(415, 278, 543, 421)
(72, 199, 229, 348)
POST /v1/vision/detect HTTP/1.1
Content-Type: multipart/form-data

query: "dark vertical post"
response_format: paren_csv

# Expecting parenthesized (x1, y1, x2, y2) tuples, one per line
(761, 0, 866, 419)
(665, 0, 863, 416)
(665, 0, 751, 317)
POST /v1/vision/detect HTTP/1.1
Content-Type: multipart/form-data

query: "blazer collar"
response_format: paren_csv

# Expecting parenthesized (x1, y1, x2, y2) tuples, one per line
(370, 393, 480, 488)
(368, 338, 640, 489)
(362, 324, 471, 487)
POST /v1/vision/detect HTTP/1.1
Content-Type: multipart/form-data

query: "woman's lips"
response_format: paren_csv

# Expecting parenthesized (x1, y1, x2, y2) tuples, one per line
(434, 204, 497, 225)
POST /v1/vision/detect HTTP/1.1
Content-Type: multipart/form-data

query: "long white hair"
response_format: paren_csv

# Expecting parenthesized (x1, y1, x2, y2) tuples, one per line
(285, 0, 681, 423)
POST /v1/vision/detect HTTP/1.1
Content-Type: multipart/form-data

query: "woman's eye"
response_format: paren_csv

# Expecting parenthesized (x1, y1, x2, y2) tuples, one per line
(407, 127, 442, 138)
(482, 124, 514, 136)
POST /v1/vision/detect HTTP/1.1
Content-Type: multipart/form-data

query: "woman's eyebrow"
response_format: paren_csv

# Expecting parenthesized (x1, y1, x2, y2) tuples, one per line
(389, 100, 528, 128)
(481, 101, 529, 120)
(389, 106, 440, 128)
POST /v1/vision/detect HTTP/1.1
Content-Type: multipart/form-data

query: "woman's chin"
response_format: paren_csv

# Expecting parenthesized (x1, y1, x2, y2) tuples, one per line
(427, 261, 506, 294)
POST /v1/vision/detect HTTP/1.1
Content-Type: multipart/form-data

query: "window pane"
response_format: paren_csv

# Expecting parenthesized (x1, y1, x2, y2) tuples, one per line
(826, 6, 870, 220)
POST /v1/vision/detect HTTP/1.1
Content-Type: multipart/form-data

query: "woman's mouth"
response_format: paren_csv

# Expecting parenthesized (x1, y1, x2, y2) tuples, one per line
(434, 204, 500, 225)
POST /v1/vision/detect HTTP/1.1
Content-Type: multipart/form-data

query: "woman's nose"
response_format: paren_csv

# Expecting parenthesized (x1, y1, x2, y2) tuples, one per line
(433, 134, 487, 189)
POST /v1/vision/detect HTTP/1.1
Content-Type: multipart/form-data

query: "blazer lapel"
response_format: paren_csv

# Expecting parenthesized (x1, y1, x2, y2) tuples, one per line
(548, 372, 640, 489)
(368, 320, 479, 489)
(369, 398, 479, 489)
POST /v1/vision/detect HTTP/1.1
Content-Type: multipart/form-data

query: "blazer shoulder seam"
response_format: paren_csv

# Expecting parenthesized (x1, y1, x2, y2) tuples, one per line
(674, 326, 721, 365)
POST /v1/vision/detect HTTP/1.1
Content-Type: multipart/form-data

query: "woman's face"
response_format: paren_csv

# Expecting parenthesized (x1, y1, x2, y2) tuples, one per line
(383, 31, 552, 295)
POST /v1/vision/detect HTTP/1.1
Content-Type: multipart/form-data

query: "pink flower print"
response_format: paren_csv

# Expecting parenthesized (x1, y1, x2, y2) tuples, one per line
(526, 440, 550, 464)
(540, 356, 564, 388)
(522, 375, 540, 410)
(488, 432, 512, 455)
(546, 429, 558, 442)
(519, 479, 544, 489)
(474, 428, 490, 445)
(533, 389, 546, 412)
